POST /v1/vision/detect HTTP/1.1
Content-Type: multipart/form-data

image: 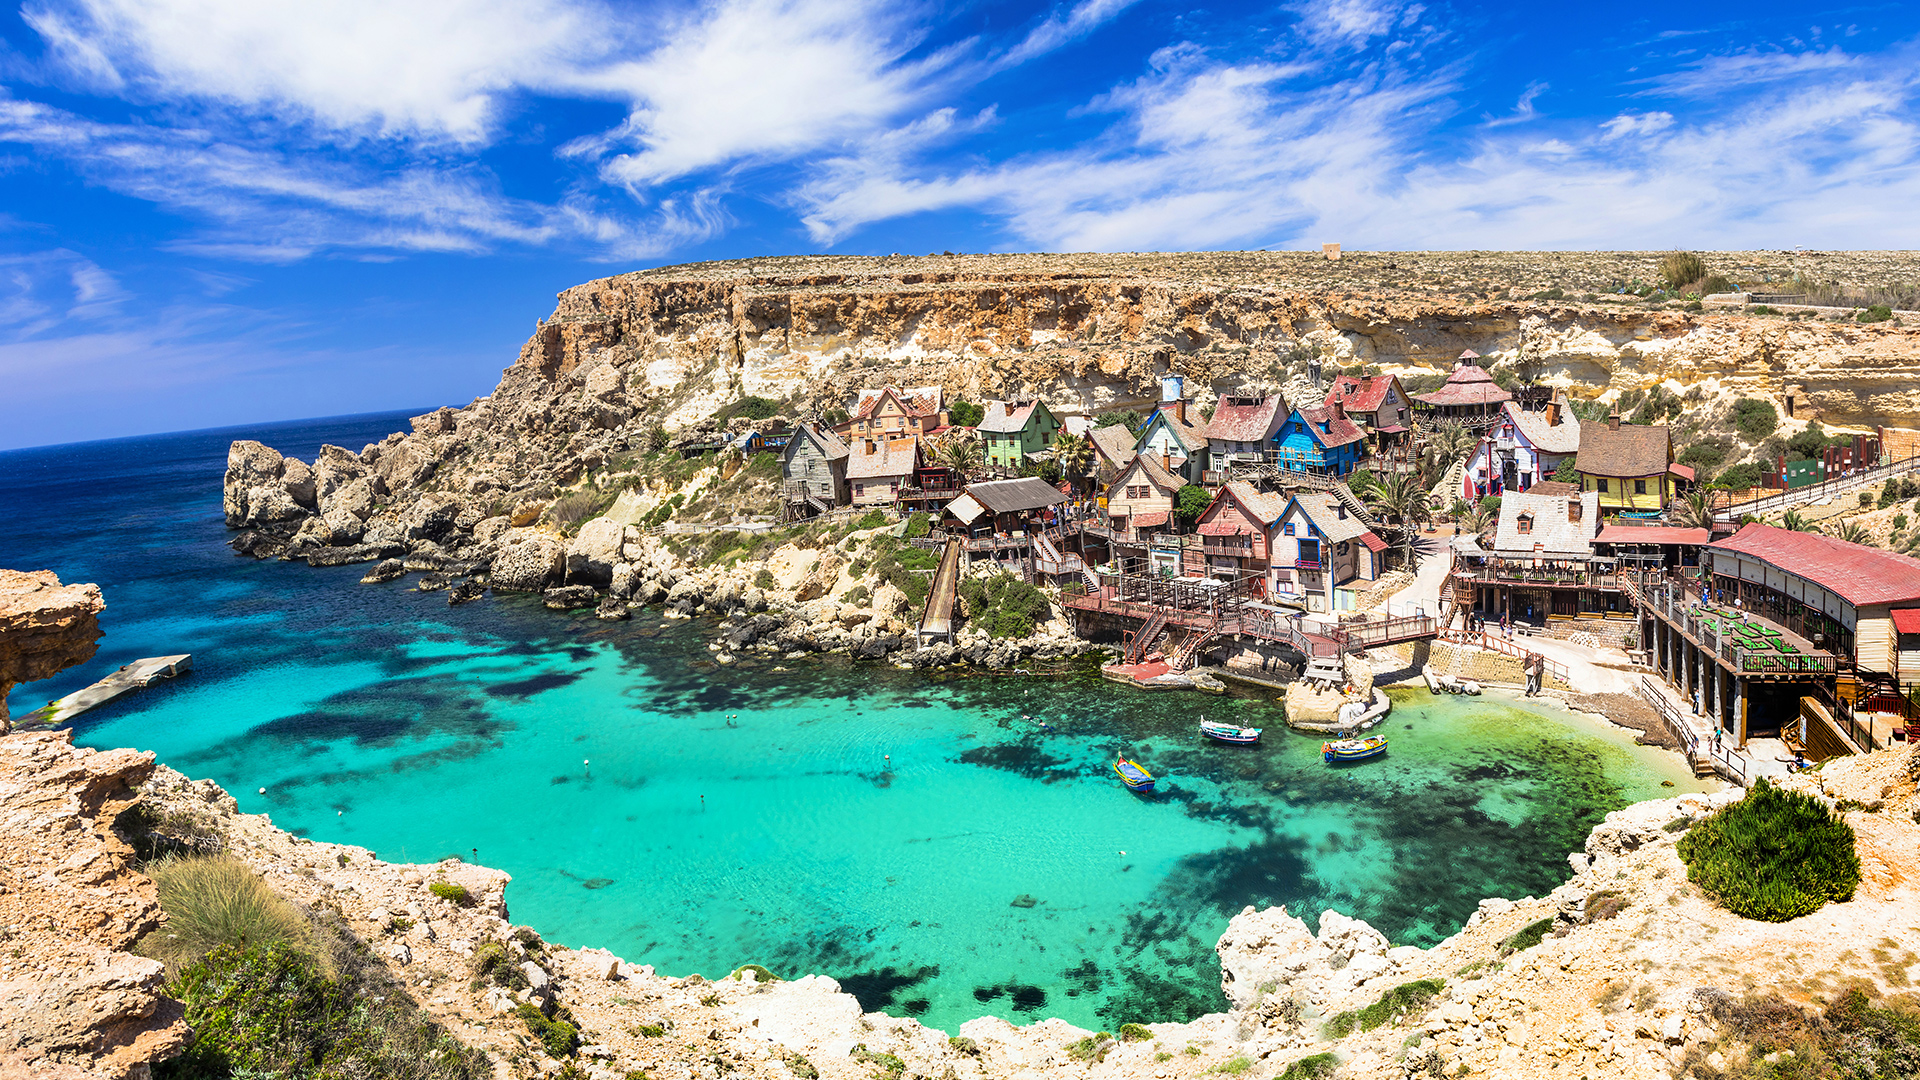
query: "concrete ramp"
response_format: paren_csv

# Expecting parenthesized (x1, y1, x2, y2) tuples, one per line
(918, 538, 963, 644)
(20, 654, 192, 728)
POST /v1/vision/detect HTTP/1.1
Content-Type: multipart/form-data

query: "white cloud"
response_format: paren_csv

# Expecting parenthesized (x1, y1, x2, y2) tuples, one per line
(997, 0, 1143, 70)
(22, 0, 601, 143)
(1599, 110, 1674, 141)
(0, 249, 123, 336)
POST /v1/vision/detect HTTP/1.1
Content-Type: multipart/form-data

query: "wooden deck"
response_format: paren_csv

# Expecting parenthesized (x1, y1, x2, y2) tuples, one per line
(19, 654, 192, 728)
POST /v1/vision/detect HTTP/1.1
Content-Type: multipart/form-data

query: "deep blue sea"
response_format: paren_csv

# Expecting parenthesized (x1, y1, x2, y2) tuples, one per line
(0, 412, 1705, 1033)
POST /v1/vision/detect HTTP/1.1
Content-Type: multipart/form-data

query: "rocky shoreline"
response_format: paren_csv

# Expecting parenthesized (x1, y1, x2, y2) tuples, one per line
(8, 723, 1917, 1080)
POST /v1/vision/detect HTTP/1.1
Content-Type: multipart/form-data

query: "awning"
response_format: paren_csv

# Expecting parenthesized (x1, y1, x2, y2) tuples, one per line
(946, 493, 986, 524)
(1358, 533, 1388, 553)
(1130, 511, 1170, 528)
(1894, 608, 1920, 634)
(1668, 463, 1696, 482)
(1375, 424, 1409, 434)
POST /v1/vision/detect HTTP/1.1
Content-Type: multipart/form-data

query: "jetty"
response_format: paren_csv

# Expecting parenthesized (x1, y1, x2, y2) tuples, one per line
(20, 655, 192, 728)
(917, 538, 963, 645)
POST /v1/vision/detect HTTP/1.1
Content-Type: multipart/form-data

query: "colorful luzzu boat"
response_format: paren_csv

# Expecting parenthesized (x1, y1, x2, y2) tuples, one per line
(1321, 734, 1387, 764)
(1113, 755, 1156, 791)
(1199, 720, 1262, 745)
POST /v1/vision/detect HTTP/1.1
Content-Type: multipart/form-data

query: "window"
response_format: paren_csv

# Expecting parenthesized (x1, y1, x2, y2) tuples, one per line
(1517, 514, 1533, 535)
(1634, 478, 1647, 495)
(1283, 522, 1296, 536)
(854, 483, 865, 496)
(1597, 478, 1610, 493)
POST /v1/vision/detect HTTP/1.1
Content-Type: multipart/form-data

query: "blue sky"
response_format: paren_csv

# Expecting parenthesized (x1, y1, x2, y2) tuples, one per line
(3, 0, 1918, 449)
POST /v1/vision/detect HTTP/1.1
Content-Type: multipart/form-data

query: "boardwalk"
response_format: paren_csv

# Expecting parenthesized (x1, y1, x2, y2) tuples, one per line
(20, 655, 192, 728)
(917, 538, 963, 644)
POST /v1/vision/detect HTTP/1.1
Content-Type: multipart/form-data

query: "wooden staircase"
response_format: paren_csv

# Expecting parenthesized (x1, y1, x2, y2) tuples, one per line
(1125, 610, 1171, 665)
(1167, 627, 1219, 671)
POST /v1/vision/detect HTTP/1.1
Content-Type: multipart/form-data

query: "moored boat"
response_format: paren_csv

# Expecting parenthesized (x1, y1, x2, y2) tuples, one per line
(1321, 734, 1388, 764)
(1113, 755, 1156, 791)
(1199, 719, 1262, 745)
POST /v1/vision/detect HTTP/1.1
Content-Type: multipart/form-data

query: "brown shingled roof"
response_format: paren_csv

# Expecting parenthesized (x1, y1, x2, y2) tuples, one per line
(1575, 420, 1671, 478)
(1711, 523, 1920, 607)
(845, 437, 922, 479)
(1090, 424, 1137, 469)
(1297, 405, 1366, 449)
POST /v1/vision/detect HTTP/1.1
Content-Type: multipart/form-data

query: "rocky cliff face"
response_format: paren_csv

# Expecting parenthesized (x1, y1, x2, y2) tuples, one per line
(0, 730, 188, 1079)
(0, 570, 104, 729)
(221, 251, 1920, 586)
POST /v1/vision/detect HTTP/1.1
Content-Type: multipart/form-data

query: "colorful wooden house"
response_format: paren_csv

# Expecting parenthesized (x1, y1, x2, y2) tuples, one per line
(1463, 395, 1579, 499)
(836, 386, 947, 442)
(1323, 374, 1412, 450)
(1104, 454, 1184, 551)
(1134, 401, 1210, 485)
(845, 437, 924, 506)
(781, 422, 850, 514)
(1575, 415, 1673, 511)
(1271, 402, 1367, 478)
(978, 400, 1061, 469)
(1192, 481, 1290, 585)
(1412, 353, 1513, 431)
(1270, 493, 1385, 613)
(1202, 394, 1287, 479)
(1089, 423, 1138, 484)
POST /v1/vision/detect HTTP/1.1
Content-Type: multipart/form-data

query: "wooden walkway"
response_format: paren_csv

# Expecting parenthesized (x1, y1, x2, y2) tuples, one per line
(20, 655, 192, 728)
(917, 538, 963, 644)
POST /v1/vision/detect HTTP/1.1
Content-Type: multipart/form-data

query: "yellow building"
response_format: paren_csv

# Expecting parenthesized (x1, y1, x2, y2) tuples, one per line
(1575, 415, 1673, 511)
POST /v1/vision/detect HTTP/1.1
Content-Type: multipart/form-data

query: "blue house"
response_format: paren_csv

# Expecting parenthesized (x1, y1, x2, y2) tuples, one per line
(1272, 403, 1367, 477)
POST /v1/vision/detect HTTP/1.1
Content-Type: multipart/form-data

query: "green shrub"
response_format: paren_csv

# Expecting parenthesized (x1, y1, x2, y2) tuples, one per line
(1209, 1055, 1253, 1074)
(1752, 304, 1778, 315)
(1276, 1053, 1339, 1080)
(1858, 304, 1894, 324)
(905, 511, 931, 539)
(849, 1044, 905, 1080)
(722, 395, 781, 422)
(1323, 979, 1445, 1039)
(1069, 1034, 1115, 1062)
(517, 1002, 581, 1058)
(1714, 462, 1763, 490)
(430, 880, 472, 906)
(731, 963, 780, 983)
(1118, 1023, 1153, 1042)
(784, 1051, 820, 1078)
(851, 508, 889, 530)
(754, 568, 776, 590)
(1678, 437, 1732, 470)
(948, 1036, 980, 1054)
(948, 400, 985, 427)
(547, 489, 615, 536)
(636, 1023, 666, 1037)
(1660, 251, 1708, 292)
(1731, 398, 1780, 442)
(136, 855, 312, 972)
(840, 585, 872, 607)
(1677, 778, 1860, 921)
(470, 940, 528, 990)
(1500, 918, 1554, 955)
(1584, 890, 1629, 921)
(987, 608, 1035, 639)
(157, 942, 488, 1080)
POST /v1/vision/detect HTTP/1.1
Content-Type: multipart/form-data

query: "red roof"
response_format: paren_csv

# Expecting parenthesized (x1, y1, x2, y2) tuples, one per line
(1668, 463, 1695, 481)
(1203, 395, 1285, 442)
(1595, 525, 1710, 546)
(1892, 609, 1920, 634)
(1359, 532, 1388, 553)
(1413, 364, 1513, 409)
(1710, 523, 1920, 607)
(1296, 405, 1367, 449)
(1128, 511, 1170, 528)
(1324, 374, 1397, 414)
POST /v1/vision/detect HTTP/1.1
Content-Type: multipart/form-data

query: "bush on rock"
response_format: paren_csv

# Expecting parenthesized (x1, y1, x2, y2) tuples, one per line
(1676, 778, 1859, 921)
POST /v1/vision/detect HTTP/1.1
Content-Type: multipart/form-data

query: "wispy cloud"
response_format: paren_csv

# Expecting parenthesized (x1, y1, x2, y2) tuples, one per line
(997, 0, 1143, 70)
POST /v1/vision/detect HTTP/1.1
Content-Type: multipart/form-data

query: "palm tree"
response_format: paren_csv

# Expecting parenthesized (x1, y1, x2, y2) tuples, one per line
(1670, 490, 1716, 530)
(1834, 520, 1871, 546)
(1781, 509, 1820, 534)
(1364, 472, 1433, 570)
(934, 433, 981, 478)
(1426, 422, 1477, 469)
(1051, 432, 1093, 482)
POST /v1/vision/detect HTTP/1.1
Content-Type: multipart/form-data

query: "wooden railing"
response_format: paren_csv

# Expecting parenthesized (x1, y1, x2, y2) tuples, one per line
(1459, 566, 1625, 591)
(1636, 675, 1749, 784)
(1643, 585, 1839, 675)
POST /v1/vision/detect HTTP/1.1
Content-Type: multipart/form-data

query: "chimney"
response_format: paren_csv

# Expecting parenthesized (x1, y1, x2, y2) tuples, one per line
(866, 440, 877, 455)
(1608, 412, 1621, 431)
(1330, 397, 1346, 421)
(1545, 396, 1562, 427)
(1568, 498, 1582, 522)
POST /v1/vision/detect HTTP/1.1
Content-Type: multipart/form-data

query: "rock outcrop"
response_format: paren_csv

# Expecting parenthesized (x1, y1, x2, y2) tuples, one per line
(0, 570, 104, 729)
(0, 730, 188, 1078)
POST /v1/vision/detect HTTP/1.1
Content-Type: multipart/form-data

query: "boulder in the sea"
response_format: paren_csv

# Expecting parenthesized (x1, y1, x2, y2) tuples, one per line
(566, 518, 624, 586)
(223, 440, 285, 526)
(361, 559, 407, 584)
(244, 484, 309, 526)
(595, 596, 630, 621)
(281, 457, 318, 509)
(609, 562, 637, 599)
(303, 544, 385, 567)
(491, 536, 564, 592)
(543, 585, 602, 610)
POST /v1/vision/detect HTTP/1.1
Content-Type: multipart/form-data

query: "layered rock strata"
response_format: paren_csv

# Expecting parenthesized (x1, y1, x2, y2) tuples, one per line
(0, 731, 187, 1078)
(0, 570, 104, 729)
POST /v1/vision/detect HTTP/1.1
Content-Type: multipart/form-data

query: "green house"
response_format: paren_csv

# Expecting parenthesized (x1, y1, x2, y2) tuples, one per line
(978, 400, 1060, 468)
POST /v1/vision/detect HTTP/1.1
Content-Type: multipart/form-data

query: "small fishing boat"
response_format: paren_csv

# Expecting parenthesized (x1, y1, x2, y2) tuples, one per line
(1322, 735, 1388, 764)
(1199, 719, 1262, 745)
(1113, 755, 1157, 791)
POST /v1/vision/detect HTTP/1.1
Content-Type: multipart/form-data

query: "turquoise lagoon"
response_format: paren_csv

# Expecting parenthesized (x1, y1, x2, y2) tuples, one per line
(0, 413, 1707, 1034)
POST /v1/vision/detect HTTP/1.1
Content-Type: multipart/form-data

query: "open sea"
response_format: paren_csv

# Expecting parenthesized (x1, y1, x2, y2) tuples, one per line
(0, 411, 1707, 1033)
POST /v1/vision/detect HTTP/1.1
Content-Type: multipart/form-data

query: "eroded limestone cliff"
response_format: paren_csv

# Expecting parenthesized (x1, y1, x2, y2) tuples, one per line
(0, 570, 104, 729)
